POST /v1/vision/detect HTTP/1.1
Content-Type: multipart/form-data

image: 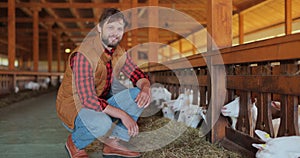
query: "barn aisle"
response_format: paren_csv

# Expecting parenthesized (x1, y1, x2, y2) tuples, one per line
(0, 91, 69, 158)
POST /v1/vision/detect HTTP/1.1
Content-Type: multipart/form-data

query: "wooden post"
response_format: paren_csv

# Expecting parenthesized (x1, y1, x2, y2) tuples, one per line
(192, 34, 196, 55)
(46, 22, 54, 72)
(179, 40, 182, 58)
(207, 0, 232, 143)
(148, 0, 159, 63)
(56, 31, 61, 72)
(239, 13, 244, 44)
(8, 0, 16, 71)
(32, 7, 41, 72)
(131, 0, 139, 63)
(285, 0, 292, 35)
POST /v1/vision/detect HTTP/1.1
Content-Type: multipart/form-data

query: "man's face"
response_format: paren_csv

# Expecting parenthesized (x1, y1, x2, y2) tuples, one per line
(101, 19, 125, 48)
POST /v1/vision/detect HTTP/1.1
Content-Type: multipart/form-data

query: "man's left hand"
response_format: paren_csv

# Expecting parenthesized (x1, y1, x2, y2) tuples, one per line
(135, 86, 151, 108)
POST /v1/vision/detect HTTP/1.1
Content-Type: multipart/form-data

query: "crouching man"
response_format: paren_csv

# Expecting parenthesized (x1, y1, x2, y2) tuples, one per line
(56, 8, 151, 158)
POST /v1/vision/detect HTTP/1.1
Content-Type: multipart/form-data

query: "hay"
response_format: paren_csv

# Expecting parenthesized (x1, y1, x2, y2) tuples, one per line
(86, 115, 242, 158)
(137, 116, 242, 158)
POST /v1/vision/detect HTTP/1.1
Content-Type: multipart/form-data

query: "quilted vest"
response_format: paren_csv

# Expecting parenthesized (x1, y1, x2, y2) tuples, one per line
(56, 28, 126, 129)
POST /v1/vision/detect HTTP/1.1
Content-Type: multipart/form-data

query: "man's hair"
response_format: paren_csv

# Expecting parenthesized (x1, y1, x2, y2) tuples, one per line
(98, 8, 128, 28)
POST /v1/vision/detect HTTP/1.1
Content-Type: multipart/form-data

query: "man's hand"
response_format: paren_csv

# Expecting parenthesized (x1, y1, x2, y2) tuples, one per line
(103, 105, 139, 137)
(120, 113, 139, 137)
(135, 86, 151, 108)
(135, 78, 151, 108)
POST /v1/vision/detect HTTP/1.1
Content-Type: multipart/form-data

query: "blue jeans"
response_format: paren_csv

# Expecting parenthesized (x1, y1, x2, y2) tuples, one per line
(65, 87, 143, 149)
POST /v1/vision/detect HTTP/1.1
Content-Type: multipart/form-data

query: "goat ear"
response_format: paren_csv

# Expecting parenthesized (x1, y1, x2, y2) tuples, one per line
(199, 110, 207, 124)
(255, 130, 272, 142)
(252, 143, 266, 150)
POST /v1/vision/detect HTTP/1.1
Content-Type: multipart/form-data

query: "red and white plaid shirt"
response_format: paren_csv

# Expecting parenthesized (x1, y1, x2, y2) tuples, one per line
(70, 49, 148, 111)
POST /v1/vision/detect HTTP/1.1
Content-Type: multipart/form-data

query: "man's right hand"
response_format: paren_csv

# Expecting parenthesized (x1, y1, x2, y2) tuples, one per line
(120, 113, 139, 137)
(103, 105, 139, 137)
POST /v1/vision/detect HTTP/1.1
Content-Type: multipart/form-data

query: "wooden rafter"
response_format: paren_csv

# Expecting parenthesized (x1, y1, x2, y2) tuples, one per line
(69, 0, 85, 36)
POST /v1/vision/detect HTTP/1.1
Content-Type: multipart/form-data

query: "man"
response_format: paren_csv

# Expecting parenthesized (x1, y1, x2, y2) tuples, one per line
(56, 8, 151, 158)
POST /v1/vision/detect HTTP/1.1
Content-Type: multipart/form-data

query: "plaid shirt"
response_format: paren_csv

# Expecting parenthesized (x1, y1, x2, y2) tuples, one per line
(70, 49, 148, 111)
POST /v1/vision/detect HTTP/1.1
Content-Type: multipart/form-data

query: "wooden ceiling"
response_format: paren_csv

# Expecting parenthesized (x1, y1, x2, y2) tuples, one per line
(0, 0, 299, 60)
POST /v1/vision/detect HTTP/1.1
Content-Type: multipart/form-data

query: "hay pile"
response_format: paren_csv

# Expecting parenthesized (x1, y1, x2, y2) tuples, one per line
(86, 115, 242, 158)
(138, 116, 242, 158)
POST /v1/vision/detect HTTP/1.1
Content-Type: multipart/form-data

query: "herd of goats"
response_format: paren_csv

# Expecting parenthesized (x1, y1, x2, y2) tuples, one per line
(148, 85, 300, 158)
(14, 78, 300, 158)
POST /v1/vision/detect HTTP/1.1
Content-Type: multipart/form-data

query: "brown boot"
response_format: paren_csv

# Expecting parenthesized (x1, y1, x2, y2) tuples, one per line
(102, 138, 141, 157)
(65, 135, 89, 158)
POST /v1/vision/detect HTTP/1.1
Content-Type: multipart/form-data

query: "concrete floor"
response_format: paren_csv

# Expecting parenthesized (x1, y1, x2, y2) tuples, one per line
(0, 91, 69, 158)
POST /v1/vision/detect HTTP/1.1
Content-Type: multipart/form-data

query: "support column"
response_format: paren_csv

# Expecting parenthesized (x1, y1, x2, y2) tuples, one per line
(131, 0, 139, 63)
(207, 0, 232, 143)
(148, 0, 159, 63)
(8, 0, 16, 70)
(56, 31, 62, 72)
(32, 7, 41, 71)
(239, 13, 244, 44)
(192, 34, 196, 55)
(178, 40, 182, 58)
(285, 0, 292, 35)
(46, 22, 54, 72)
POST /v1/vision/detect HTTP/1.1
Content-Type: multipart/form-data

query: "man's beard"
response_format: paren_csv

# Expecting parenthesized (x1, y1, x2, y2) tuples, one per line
(102, 37, 120, 48)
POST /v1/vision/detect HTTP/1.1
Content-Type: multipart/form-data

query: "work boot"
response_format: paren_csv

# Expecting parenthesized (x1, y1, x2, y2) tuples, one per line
(65, 134, 89, 158)
(102, 137, 141, 157)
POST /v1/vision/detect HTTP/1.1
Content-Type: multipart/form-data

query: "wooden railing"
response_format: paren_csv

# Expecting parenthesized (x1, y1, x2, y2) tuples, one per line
(0, 70, 63, 95)
(141, 33, 300, 157)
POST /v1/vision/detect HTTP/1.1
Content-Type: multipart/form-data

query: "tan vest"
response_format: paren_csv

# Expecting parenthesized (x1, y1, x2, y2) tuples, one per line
(56, 28, 126, 129)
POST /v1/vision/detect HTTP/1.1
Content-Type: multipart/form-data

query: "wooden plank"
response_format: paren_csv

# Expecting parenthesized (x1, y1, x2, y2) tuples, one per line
(56, 31, 61, 72)
(285, 0, 292, 35)
(237, 91, 251, 135)
(227, 75, 300, 95)
(32, 8, 40, 72)
(238, 13, 244, 44)
(8, 0, 16, 70)
(148, 0, 159, 62)
(0, 70, 63, 76)
(224, 127, 264, 157)
(47, 22, 53, 73)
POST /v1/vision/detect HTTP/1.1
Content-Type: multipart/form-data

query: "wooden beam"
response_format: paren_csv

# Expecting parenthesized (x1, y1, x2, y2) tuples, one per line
(15, 0, 47, 30)
(56, 31, 61, 72)
(239, 13, 244, 44)
(91, 0, 103, 26)
(46, 22, 54, 73)
(0, 38, 30, 52)
(236, 0, 267, 14)
(148, 0, 159, 63)
(285, 0, 292, 35)
(131, 0, 138, 62)
(40, 0, 73, 44)
(8, 0, 16, 70)
(207, 0, 232, 143)
(0, 2, 206, 10)
(0, 17, 97, 23)
(69, 0, 85, 37)
(32, 7, 40, 72)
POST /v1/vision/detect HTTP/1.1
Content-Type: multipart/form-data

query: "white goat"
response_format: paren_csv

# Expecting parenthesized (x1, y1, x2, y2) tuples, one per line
(270, 101, 300, 137)
(177, 104, 207, 128)
(24, 81, 40, 91)
(221, 97, 258, 131)
(39, 77, 51, 90)
(159, 90, 191, 120)
(151, 87, 172, 106)
(161, 101, 176, 120)
(14, 86, 19, 93)
(252, 130, 300, 158)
